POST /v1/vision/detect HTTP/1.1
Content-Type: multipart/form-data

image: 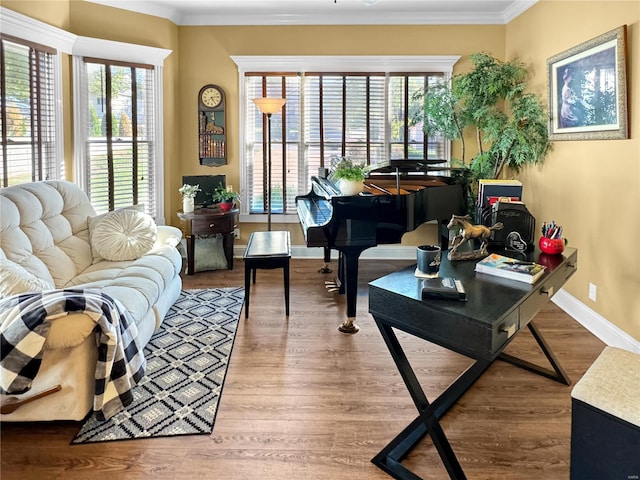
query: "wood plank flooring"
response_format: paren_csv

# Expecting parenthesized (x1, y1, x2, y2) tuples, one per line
(0, 258, 605, 480)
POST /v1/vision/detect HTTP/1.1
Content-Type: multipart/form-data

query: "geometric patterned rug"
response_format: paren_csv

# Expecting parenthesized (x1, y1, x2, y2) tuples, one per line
(72, 287, 244, 444)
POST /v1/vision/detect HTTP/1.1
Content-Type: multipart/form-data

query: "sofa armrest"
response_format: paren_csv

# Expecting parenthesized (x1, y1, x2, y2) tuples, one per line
(155, 225, 182, 248)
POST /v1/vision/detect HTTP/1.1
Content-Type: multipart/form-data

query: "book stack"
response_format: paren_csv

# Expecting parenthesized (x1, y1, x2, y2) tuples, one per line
(477, 179, 523, 212)
(475, 253, 546, 284)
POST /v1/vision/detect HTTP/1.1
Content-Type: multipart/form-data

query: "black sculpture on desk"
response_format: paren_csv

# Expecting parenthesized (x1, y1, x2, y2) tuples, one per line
(447, 214, 504, 261)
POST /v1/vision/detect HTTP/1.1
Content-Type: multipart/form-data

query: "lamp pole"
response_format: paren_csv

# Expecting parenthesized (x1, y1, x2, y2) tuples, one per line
(252, 97, 287, 232)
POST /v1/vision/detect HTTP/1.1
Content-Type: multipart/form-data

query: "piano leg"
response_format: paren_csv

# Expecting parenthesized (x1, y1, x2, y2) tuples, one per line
(318, 246, 333, 273)
(336, 247, 367, 334)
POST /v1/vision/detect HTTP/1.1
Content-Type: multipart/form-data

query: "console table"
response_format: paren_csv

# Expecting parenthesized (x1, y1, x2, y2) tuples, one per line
(177, 208, 238, 274)
(368, 247, 577, 480)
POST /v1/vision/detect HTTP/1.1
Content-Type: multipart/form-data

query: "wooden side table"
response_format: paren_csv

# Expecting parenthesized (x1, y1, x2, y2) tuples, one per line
(177, 208, 238, 274)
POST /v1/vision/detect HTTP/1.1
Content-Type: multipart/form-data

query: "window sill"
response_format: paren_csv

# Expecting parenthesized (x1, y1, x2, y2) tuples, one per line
(239, 213, 300, 224)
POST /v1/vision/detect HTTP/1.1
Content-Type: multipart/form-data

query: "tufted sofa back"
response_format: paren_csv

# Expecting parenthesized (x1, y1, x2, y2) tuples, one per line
(1, 181, 97, 288)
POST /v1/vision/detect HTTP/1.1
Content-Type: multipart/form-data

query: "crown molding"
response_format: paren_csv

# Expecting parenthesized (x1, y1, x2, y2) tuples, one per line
(232, 55, 460, 74)
(0, 7, 76, 52)
(85, 0, 538, 26)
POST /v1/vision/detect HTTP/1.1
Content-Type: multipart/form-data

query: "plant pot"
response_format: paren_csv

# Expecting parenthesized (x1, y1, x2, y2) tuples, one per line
(219, 201, 234, 212)
(183, 196, 195, 213)
(338, 179, 364, 196)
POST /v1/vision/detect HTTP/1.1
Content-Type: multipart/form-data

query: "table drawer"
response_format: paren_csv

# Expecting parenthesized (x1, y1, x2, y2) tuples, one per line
(520, 252, 578, 327)
(191, 215, 234, 235)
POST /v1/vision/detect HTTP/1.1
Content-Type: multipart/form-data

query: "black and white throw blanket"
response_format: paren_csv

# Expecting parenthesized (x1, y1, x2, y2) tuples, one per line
(0, 289, 146, 420)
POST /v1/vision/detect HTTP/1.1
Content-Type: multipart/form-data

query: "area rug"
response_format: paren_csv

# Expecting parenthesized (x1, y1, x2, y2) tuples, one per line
(72, 287, 244, 444)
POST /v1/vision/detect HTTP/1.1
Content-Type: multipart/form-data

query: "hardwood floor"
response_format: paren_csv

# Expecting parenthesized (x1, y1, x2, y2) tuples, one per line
(0, 258, 605, 480)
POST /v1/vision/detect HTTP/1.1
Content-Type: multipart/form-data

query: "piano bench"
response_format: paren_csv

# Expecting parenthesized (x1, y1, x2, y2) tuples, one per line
(570, 346, 640, 480)
(243, 231, 291, 319)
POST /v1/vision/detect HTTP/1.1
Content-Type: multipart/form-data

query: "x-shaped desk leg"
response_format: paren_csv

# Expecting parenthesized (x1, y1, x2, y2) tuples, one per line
(372, 320, 492, 480)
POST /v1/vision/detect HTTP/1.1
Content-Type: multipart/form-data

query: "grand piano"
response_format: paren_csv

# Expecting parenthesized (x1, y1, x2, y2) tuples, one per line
(295, 160, 466, 333)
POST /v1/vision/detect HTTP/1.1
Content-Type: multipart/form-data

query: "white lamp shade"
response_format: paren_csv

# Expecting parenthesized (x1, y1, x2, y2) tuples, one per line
(253, 97, 287, 114)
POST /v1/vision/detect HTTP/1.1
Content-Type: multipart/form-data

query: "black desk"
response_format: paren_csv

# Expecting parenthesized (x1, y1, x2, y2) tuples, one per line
(368, 247, 577, 480)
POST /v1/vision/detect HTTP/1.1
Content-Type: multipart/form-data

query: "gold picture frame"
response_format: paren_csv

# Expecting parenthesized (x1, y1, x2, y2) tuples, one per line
(547, 25, 628, 141)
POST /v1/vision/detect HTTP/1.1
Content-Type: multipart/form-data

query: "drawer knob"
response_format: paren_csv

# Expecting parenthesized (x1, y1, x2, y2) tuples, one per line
(209, 223, 216, 228)
(540, 286, 554, 297)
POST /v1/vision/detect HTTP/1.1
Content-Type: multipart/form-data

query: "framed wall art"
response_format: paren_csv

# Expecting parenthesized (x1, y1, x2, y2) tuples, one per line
(547, 25, 628, 141)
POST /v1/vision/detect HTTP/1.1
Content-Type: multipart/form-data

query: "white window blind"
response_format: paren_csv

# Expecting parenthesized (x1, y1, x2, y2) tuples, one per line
(243, 71, 446, 216)
(0, 35, 58, 187)
(76, 59, 156, 216)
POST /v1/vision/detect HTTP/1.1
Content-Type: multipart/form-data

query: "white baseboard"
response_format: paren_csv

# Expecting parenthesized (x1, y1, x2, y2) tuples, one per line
(552, 289, 640, 354)
(233, 244, 640, 352)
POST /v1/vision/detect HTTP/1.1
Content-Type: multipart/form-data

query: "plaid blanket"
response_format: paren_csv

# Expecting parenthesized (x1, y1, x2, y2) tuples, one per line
(0, 289, 146, 420)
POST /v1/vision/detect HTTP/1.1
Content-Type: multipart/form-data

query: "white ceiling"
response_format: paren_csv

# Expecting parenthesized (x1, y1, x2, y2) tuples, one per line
(85, 0, 538, 26)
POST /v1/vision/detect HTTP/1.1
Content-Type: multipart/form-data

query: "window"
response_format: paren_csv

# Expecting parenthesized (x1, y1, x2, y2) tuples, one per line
(0, 5, 73, 187)
(234, 56, 459, 221)
(76, 58, 156, 215)
(73, 37, 171, 222)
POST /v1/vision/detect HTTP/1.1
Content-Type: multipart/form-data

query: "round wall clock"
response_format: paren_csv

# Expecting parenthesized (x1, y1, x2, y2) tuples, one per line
(200, 85, 223, 109)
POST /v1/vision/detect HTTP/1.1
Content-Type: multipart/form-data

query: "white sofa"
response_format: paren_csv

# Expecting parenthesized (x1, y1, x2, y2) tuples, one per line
(0, 180, 183, 421)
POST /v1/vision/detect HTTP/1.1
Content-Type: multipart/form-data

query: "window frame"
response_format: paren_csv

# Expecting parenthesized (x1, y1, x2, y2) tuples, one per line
(0, 7, 75, 186)
(72, 36, 171, 223)
(232, 55, 460, 224)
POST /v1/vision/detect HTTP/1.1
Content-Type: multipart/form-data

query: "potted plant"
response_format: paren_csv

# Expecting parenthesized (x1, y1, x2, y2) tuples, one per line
(412, 52, 551, 216)
(211, 183, 239, 212)
(179, 183, 201, 213)
(330, 156, 370, 196)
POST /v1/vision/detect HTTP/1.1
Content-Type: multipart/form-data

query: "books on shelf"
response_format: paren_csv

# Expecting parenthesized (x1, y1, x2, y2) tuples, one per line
(475, 253, 546, 284)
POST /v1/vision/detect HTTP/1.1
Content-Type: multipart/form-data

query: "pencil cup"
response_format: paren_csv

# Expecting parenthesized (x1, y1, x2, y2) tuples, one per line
(539, 236, 565, 255)
(417, 245, 441, 277)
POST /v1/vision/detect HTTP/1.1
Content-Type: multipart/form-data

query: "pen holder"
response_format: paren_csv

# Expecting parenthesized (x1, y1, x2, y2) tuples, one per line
(539, 236, 566, 255)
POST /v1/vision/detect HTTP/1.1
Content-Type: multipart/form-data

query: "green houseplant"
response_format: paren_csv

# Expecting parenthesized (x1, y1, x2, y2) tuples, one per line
(210, 183, 239, 211)
(330, 157, 371, 196)
(413, 52, 551, 210)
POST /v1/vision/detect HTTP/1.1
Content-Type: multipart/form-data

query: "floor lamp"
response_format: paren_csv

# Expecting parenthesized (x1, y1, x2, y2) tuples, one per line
(252, 97, 286, 231)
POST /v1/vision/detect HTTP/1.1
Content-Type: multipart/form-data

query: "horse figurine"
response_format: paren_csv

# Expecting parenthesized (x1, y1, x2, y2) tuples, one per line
(447, 214, 504, 260)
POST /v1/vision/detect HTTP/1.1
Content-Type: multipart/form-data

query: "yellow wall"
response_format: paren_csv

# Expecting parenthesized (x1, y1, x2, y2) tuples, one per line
(4, 1, 639, 341)
(507, 1, 640, 341)
(177, 24, 504, 244)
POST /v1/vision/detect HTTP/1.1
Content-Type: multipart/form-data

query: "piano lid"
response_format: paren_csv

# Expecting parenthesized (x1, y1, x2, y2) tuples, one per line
(371, 158, 449, 174)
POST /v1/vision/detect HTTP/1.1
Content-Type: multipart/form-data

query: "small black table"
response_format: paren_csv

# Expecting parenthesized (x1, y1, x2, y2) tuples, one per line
(368, 247, 578, 480)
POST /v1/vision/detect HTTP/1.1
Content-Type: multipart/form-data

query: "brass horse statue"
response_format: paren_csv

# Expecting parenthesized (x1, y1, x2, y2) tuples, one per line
(447, 214, 504, 257)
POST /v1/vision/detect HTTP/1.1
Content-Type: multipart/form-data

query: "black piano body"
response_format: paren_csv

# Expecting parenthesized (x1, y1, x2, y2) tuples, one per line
(295, 161, 467, 330)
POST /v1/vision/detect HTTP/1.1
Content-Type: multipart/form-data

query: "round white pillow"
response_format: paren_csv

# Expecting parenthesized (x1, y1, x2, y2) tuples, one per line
(91, 209, 157, 262)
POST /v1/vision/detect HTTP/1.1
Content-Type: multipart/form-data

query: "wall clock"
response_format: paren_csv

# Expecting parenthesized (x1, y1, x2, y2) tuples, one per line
(198, 84, 226, 166)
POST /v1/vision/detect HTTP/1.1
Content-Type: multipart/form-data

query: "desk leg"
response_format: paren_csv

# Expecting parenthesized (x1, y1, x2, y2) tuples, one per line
(186, 234, 195, 275)
(498, 321, 571, 385)
(373, 319, 492, 480)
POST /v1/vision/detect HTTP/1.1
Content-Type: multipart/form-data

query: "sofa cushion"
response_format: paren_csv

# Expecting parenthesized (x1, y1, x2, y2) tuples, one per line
(0, 259, 55, 297)
(65, 245, 182, 326)
(0, 181, 95, 287)
(91, 209, 157, 262)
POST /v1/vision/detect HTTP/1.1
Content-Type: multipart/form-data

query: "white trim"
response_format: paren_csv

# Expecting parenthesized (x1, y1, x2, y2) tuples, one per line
(232, 55, 460, 217)
(72, 56, 87, 186)
(232, 55, 460, 74)
(72, 37, 172, 221)
(153, 66, 166, 225)
(0, 7, 76, 53)
(552, 289, 640, 354)
(84, 0, 537, 26)
(72, 36, 172, 66)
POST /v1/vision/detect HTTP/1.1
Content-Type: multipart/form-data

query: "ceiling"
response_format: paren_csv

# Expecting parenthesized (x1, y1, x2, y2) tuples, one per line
(85, 0, 538, 26)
